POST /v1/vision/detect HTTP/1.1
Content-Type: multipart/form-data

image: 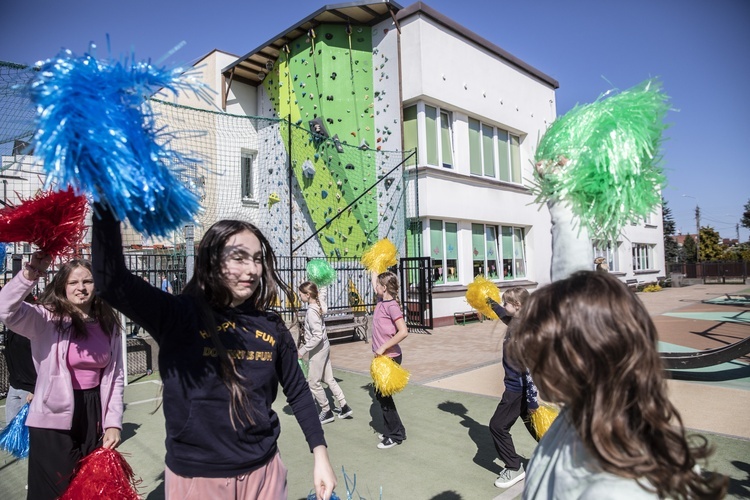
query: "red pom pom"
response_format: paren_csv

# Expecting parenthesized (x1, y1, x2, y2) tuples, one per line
(0, 187, 87, 256)
(60, 448, 141, 500)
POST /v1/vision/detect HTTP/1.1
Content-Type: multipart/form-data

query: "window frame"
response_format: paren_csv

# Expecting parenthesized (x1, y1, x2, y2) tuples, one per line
(500, 225, 528, 280)
(423, 104, 455, 169)
(632, 243, 655, 271)
(240, 149, 256, 202)
(592, 240, 620, 272)
(468, 118, 522, 184)
(429, 219, 459, 285)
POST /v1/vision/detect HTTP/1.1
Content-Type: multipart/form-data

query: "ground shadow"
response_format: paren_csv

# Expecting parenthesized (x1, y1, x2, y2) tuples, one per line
(362, 383, 384, 436)
(438, 400, 500, 475)
(121, 422, 141, 443)
(728, 460, 750, 498)
(430, 491, 463, 499)
(145, 471, 165, 499)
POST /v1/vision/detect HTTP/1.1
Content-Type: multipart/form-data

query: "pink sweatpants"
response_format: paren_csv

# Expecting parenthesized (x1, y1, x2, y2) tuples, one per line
(164, 451, 288, 499)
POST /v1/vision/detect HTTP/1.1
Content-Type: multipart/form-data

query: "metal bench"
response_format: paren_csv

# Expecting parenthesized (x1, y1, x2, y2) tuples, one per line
(625, 279, 639, 290)
(453, 310, 483, 326)
(297, 307, 369, 343)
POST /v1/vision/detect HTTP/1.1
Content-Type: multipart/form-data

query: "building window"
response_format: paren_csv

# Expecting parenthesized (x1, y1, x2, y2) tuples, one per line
(469, 117, 522, 183)
(501, 226, 527, 280)
(440, 110, 454, 168)
(632, 243, 654, 271)
(403, 105, 418, 167)
(241, 150, 255, 200)
(592, 241, 620, 272)
(430, 219, 459, 284)
(425, 105, 454, 168)
(471, 223, 501, 279)
(404, 103, 453, 169)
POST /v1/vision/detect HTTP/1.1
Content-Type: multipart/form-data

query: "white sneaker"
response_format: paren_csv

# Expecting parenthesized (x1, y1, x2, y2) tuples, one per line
(494, 464, 525, 488)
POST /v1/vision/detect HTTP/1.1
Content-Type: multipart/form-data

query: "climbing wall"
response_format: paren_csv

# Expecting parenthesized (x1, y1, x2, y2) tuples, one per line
(259, 22, 406, 258)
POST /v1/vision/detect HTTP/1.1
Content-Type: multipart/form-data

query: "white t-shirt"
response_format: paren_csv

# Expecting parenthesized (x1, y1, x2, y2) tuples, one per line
(523, 409, 658, 499)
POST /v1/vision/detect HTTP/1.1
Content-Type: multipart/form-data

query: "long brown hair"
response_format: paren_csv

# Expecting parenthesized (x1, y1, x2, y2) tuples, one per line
(39, 259, 120, 339)
(182, 220, 294, 429)
(507, 271, 726, 498)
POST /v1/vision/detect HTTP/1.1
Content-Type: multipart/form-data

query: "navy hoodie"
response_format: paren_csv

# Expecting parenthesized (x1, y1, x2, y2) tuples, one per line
(490, 300, 538, 409)
(92, 208, 325, 478)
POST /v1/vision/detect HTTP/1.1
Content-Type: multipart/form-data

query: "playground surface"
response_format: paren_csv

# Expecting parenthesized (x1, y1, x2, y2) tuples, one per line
(1, 282, 749, 499)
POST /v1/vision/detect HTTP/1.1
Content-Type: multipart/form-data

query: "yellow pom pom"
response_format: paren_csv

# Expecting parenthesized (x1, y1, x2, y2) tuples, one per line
(530, 403, 560, 441)
(465, 276, 501, 320)
(370, 356, 410, 396)
(361, 238, 398, 274)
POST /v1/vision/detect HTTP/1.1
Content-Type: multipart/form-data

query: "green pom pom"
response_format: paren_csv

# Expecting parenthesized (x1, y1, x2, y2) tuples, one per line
(307, 259, 336, 286)
(533, 78, 669, 241)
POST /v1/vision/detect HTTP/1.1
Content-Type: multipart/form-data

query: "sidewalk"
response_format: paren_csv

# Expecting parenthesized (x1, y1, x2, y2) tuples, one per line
(1, 282, 748, 499)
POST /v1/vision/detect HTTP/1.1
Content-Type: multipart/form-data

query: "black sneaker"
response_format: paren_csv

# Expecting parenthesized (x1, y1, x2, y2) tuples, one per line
(377, 437, 400, 449)
(338, 404, 353, 419)
(319, 410, 335, 424)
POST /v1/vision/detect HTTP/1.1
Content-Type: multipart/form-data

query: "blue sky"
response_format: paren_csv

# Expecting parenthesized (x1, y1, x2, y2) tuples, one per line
(2, 0, 748, 240)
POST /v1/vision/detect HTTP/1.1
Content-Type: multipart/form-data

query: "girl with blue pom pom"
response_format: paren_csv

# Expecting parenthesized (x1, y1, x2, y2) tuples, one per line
(91, 206, 337, 500)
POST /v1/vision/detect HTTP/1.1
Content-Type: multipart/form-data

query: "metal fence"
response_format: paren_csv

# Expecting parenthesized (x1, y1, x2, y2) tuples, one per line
(668, 261, 748, 282)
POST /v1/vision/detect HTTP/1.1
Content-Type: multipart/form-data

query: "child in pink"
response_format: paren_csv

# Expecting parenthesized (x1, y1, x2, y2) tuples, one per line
(370, 271, 409, 449)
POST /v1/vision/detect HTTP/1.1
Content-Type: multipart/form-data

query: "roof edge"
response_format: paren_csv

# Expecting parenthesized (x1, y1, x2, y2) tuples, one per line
(396, 1, 559, 89)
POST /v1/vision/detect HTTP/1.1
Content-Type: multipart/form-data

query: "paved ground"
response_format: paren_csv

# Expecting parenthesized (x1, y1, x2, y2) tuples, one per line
(1, 283, 749, 499)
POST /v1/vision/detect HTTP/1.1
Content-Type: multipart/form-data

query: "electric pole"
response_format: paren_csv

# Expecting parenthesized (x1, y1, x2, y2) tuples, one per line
(695, 205, 701, 263)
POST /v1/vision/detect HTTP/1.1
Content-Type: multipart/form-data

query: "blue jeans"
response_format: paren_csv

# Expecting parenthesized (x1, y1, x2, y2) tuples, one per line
(5, 385, 31, 423)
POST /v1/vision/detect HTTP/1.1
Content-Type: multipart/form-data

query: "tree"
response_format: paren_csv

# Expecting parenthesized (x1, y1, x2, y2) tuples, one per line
(682, 234, 697, 263)
(699, 226, 723, 261)
(742, 199, 750, 234)
(662, 197, 679, 264)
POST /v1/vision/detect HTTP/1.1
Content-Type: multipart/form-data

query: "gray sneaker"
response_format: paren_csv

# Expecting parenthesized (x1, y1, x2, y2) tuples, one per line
(494, 464, 525, 488)
(319, 410, 335, 424)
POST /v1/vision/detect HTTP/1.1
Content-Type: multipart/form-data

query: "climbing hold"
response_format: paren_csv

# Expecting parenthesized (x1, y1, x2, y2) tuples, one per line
(321, 190, 329, 199)
(345, 163, 355, 170)
(302, 160, 316, 179)
(325, 235, 336, 244)
(268, 193, 280, 207)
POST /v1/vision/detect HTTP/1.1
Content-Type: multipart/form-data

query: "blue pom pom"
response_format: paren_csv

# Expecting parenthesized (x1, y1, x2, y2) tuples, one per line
(0, 243, 7, 272)
(29, 44, 211, 236)
(0, 403, 30, 458)
(307, 492, 339, 500)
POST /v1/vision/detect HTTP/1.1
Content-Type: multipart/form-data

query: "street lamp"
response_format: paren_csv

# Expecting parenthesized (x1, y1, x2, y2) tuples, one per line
(682, 195, 701, 263)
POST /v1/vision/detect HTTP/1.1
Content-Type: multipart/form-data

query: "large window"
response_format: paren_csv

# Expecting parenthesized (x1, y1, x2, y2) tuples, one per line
(241, 150, 255, 201)
(404, 104, 454, 169)
(592, 241, 620, 272)
(632, 243, 654, 271)
(468, 118, 522, 183)
(430, 219, 459, 284)
(501, 226, 527, 280)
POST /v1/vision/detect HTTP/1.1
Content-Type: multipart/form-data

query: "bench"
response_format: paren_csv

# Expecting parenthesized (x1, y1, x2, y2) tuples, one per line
(625, 279, 639, 290)
(453, 310, 483, 326)
(297, 307, 369, 343)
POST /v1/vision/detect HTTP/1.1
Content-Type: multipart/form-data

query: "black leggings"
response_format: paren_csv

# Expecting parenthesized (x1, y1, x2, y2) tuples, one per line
(27, 387, 102, 500)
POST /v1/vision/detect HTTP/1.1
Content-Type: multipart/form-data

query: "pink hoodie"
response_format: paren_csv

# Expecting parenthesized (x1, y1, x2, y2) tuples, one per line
(0, 272, 123, 431)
